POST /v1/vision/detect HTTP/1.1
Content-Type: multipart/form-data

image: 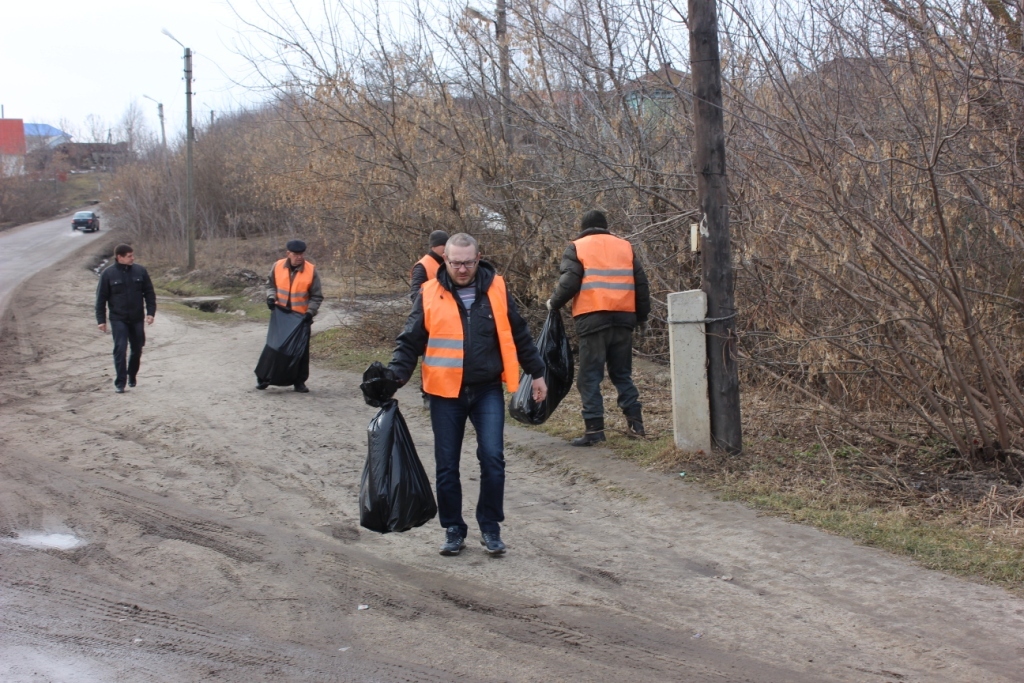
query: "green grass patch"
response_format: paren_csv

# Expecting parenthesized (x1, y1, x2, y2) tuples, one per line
(711, 478, 1024, 591)
(62, 172, 108, 208)
(310, 326, 396, 374)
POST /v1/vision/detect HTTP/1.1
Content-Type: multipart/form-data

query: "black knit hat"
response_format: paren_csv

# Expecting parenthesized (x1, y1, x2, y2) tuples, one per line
(286, 239, 307, 253)
(429, 230, 450, 248)
(580, 210, 607, 230)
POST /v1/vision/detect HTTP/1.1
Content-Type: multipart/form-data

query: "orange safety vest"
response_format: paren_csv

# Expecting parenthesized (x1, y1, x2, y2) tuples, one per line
(420, 276, 520, 398)
(414, 254, 442, 287)
(571, 233, 636, 316)
(273, 258, 316, 314)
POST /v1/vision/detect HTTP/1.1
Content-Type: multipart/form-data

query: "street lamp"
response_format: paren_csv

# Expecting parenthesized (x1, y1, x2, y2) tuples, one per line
(162, 28, 196, 271)
(141, 94, 166, 152)
(465, 2, 512, 149)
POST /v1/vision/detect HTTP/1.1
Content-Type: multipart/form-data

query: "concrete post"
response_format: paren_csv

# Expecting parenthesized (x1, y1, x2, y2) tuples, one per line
(668, 290, 711, 453)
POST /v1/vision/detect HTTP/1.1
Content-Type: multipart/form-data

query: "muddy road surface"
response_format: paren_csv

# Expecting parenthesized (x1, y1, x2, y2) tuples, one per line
(1, 247, 1022, 682)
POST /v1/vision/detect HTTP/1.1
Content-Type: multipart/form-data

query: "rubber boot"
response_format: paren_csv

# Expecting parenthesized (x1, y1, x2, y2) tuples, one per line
(624, 406, 646, 439)
(571, 418, 606, 447)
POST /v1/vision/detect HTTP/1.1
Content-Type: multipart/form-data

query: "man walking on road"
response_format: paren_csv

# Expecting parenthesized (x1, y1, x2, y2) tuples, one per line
(95, 244, 156, 393)
(547, 210, 650, 445)
(379, 233, 547, 556)
(258, 239, 323, 393)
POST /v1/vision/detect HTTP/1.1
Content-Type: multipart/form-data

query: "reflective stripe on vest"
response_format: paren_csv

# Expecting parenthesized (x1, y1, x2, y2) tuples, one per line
(571, 233, 636, 316)
(414, 254, 441, 287)
(274, 258, 316, 314)
(421, 276, 521, 398)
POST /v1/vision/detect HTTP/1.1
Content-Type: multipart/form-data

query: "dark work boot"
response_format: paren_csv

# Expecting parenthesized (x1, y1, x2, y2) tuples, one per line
(571, 418, 606, 447)
(624, 406, 646, 439)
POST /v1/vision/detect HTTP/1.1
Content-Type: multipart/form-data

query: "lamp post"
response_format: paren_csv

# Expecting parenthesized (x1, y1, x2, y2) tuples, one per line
(162, 29, 195, 271)
(142, 94, 166, 153)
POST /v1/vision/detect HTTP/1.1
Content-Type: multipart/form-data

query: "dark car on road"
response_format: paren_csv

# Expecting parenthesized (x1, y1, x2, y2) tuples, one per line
(72, 211, 100, 232)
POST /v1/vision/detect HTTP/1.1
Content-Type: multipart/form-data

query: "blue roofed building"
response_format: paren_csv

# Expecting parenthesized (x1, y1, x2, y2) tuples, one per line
(24, 123, 72, 151)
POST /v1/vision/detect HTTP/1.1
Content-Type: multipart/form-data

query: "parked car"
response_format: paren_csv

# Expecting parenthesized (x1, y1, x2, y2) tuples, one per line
(72, 211, 100, 232)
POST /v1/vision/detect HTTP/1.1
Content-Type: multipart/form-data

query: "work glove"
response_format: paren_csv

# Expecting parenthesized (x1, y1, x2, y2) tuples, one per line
(545, 299, 553, 311)
(303, 312, 314, 325)
(266, 297, 276, 311)
(360, 361, 401, 407)
(637, 320, 650, 338)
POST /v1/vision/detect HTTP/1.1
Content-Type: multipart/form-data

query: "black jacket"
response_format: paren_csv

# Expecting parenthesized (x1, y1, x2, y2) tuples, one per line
(390, 261, 545, 389)
(95, 262, 156, 324)
(409, 252, 444, 301)
(548, 227, 651, 337)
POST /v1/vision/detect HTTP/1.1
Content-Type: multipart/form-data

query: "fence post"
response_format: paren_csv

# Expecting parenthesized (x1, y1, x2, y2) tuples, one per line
(669, 290, 711, 453)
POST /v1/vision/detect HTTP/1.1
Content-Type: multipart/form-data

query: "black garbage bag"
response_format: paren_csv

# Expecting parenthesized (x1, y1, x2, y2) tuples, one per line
(254, 307, 310, 386)
(359, 399, 438, 534)
(509, 309, 575, 425)
(360, 361, 402, 407)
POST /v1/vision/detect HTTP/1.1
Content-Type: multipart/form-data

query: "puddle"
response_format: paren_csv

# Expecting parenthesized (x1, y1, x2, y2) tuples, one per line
(8, 532, 84, 550)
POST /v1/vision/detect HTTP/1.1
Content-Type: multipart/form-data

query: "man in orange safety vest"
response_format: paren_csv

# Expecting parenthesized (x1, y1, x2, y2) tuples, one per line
(547, 210, 651, 446)
(383, 233, 547, 557)
(258, 239, 324, 393)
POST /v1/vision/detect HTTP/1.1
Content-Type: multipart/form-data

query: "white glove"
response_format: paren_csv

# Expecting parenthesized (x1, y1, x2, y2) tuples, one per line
(545, 299, 553, 311)
(637, 321, 650, 338)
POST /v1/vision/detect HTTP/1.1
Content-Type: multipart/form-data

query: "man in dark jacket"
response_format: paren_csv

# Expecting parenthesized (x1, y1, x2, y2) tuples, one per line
(409, 230, 448, 300)
(547, 210, 651, 445)
(380, 233, 547, 557)
(95, 244, 156, 393)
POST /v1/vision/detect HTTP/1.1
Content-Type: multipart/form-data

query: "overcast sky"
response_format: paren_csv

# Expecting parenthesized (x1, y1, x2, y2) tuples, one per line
(0, 0, 302, 141)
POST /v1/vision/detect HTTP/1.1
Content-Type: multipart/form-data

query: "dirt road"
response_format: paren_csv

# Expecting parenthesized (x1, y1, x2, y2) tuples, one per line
(0, 212, 103, 329)
(1, 245, 1022, 682)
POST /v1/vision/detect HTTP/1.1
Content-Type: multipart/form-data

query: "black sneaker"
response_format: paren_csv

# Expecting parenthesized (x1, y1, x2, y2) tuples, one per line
(128, 377, 137, 388)
(439, 526, 466, 556)
(294, 383, 309, 393)
(256, 381, 269, 390)
(480, 532, 506, 555)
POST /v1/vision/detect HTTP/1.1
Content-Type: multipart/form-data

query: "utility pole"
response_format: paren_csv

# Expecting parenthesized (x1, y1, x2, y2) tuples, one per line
(185, 47, 195, 271)
(495, 0, 512, 149)
(689, 0, 742, 454)
(164, 29, 196, 271)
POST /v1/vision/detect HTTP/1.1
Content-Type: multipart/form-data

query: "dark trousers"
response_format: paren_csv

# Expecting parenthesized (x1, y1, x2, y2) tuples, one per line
(429, 383, 506, 536)
(577, 326, 641, 420)
(111, 319, 145, 388)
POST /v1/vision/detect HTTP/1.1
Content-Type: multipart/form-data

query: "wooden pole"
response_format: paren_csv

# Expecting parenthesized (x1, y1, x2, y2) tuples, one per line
(688, 0, 742, 454)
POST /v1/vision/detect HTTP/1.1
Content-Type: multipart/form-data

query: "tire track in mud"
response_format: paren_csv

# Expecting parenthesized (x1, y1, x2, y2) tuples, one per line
(0, 575, 476, 683)
(93, 487, 266, 564)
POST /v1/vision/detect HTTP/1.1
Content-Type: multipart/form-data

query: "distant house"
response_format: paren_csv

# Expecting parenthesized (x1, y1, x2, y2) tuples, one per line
(623, 63, 690, 120)
(58, 141, 130, 170)
(24, 123, 73, 152)
(0, 118, 27, 176)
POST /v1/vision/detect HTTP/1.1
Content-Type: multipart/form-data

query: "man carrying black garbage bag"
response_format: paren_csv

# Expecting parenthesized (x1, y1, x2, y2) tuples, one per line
(365, 232, 547, 557)
(547, 210, 651, 445)
(256, 239, 323, 392)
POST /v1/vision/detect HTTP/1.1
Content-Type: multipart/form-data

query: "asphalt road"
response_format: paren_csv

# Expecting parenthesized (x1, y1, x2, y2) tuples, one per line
(0, 211, 104, 326)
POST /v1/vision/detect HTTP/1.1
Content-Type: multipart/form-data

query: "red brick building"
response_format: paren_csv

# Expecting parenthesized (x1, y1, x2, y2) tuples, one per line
(0, 119, 27, 176)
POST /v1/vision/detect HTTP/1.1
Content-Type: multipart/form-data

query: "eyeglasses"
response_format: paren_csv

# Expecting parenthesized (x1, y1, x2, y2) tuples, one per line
(447, 259, 479, 270)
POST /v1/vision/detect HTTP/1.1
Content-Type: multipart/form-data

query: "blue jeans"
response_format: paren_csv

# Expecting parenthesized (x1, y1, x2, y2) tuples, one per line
(111, 319, 145, 388)
(429, 383, 506, 536)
